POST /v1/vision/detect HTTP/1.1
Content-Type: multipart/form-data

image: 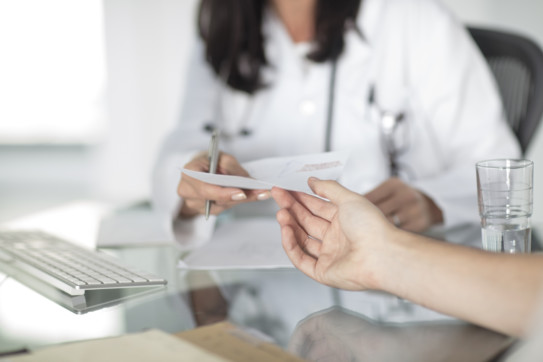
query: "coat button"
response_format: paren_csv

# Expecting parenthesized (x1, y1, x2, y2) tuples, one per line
(299, 99, 316, 116)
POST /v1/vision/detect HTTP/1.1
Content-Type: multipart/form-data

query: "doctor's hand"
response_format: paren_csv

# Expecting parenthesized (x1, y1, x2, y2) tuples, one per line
(271, 178, 397, 291)
(364, 178, 443, 233)
(177, 152, 271, 218)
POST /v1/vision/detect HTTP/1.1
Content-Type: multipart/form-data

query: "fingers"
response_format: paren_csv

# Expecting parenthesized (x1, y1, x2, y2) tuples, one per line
(290, 190, 338, 222)
(180, 172, 246, 199)
(279, 223, 319, 279)
(216, 153, 250, 177)
(395, 205, 426, 232)
(178, 152, 271, 217)
(271, 179, 345, 223)
(276, 208, 323, 258)
(180, 181, 271, 216)
(394, 192, 441, 232)
(246, 189, 272, 201)
(365, 179, 410, 225)
(178, 180, 244, 217)
(271, 187, 332, 241)
(365, 179, 403, 225)
(364, 178, 437, 232)
(307, 178, 359, 207)
(364, 178, 398, 205)
(271, 186, 298, 209)
(213, 153, 272, 199)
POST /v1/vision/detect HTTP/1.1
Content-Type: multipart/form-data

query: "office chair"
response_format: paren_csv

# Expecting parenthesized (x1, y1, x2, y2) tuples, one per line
(468, 26, 543, 154)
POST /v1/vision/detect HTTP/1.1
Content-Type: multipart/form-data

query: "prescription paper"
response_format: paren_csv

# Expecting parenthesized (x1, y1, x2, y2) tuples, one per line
(178, 218, 293, 270)
(181, 151, 350, 194)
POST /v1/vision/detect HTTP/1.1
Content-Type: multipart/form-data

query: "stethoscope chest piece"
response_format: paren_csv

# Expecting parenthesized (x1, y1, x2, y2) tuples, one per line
(203, 123, 252, 138)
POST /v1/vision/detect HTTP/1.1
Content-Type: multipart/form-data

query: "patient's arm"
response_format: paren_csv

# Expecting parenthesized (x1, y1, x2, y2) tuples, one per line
(272, 179, 543, 337)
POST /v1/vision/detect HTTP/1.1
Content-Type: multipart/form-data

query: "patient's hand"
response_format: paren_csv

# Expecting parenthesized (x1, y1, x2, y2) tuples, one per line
(177, 152, 271, 218)
(271, 179, 395, 291)
(364, 177, 443, 232)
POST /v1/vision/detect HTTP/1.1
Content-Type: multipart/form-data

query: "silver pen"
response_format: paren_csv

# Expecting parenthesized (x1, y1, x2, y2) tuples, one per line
(205, 130, 220, 220)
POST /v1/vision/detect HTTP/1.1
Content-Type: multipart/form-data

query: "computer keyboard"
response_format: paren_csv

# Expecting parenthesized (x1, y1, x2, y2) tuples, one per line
(0, 230, 167, 296)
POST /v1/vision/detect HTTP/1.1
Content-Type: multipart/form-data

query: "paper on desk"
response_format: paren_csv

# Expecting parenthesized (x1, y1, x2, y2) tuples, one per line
(182, 150, 350, 194)
(178, 218, 293, 270)
(96, 207, 175, 247)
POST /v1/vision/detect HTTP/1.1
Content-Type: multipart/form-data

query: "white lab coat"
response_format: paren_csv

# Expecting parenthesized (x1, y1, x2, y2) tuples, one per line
(152, 0, 520, 248)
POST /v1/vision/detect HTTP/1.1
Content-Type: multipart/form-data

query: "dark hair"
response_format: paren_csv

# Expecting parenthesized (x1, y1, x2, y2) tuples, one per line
(198, 0, 362, 94)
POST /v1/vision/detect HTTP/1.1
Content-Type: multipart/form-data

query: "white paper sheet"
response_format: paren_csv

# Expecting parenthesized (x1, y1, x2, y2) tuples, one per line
(178, 218, 294, 270)
(181, 151, 350, 194)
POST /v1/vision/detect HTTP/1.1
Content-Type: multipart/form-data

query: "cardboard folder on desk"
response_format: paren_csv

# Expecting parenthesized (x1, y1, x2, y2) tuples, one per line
(5, 322, 304, 362)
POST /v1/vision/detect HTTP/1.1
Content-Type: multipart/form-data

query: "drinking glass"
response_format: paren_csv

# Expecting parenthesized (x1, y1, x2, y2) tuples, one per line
(476, 159, 533, 253)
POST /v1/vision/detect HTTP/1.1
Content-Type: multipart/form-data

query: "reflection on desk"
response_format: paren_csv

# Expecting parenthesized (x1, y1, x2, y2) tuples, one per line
(1, 267, 167, 315)
(288, 307, 514, 362)
(0, 199, 528, 360)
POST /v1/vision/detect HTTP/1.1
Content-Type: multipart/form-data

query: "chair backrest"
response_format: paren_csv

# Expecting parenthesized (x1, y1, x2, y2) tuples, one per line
(468, 26, 543, 154)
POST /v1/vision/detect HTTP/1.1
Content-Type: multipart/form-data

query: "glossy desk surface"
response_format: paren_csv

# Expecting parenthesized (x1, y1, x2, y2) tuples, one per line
(0, 204, 529, 361)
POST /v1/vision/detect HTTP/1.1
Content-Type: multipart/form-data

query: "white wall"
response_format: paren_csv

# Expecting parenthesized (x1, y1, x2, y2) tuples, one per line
(441, 0, 543, 223)
(94, 0, 198, 203)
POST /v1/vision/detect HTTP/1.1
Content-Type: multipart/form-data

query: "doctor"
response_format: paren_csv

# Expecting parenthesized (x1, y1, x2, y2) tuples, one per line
(152, 0, 520, 247)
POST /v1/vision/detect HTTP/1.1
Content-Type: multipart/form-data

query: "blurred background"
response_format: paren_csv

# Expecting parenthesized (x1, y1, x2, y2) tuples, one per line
(1, 0, 542, 224)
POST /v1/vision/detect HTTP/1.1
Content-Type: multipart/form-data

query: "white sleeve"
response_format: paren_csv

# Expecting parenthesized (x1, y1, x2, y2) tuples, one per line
(406, 0, 521, 228)
(151, 39, 220, 248)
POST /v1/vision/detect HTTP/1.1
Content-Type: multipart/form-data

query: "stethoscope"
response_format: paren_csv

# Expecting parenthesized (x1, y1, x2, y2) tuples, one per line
(327, 58, 409, 178)
(203, 58, 408, 178)
(202, 60, 255, 140)
(366, 83, 409, 178)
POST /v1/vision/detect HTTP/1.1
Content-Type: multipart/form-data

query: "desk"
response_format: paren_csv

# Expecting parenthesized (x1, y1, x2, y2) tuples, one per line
(0, 203, 528, 361)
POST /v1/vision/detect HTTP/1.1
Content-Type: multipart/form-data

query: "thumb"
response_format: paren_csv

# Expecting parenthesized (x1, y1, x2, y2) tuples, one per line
(218, 153, 250, 177)
(307, 178, 357, 204)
